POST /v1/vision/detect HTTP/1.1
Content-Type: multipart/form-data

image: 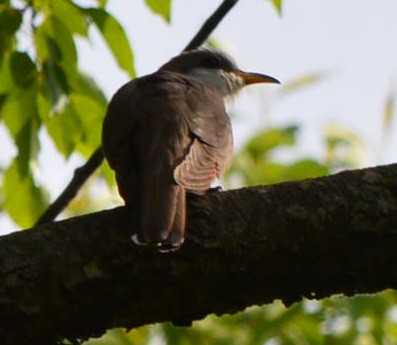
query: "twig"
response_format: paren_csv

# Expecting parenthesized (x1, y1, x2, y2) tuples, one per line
(34, 148, 104, 225)
(35, 0, 241, 225)
(183, 0, 239, 52)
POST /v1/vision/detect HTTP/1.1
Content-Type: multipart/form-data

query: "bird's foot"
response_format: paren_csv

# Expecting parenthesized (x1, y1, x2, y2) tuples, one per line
(131, 234, 184, 253)
(157, 232, 185, 253)
(131, 234, 157, 247)
(207, 186, 223, 193)
(157, 242, 183, 253)
(187, 186, 222, 196)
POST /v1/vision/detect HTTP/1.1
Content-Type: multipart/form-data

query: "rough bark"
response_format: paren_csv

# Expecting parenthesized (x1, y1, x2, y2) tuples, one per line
(1, 163, 397, 344)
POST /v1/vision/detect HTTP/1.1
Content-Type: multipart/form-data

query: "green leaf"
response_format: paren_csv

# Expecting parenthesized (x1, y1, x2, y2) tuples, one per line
(51, 0, 88, 36)
(0, 6, 22, 34)
(0, 51, 37, 93)
(47, 92, 105, 158)
(0, 93, 6, 114)
(42, 78, 106, 158)
(244, 125, 298, 161)
(269, 0, 282, 15)
(35, 16, 78, 83)
(228, 125, 331, 186)
(72, 94, 105, 152)
(1, 87, 37, 139)
(73, 73, 107, 108)
(281, 71, 328, 95)
(42, 56, 70, 110)
(0, 6, 22, 59)
(14, 116, 40, 176)
(36, 85, 52, 121)
(84, 327, 151, 345)
(245, 160, 286, 185)
(1, 86, 40, 174)
(94, 0, 108, 8)
(3, 159, 48, 228)
(0, 2, 22, 53)
(144, 0, 171, 22)
(323, 124, 366, 169)
(99, 160, 115, 187)
(45, 97, 83, 158)
(85, 8, 135, 77)
(284, 159, 329, 181)
(382, 91, 394, 137)
(0, 52, 15, 93)
(10, 51, 37, 88)
(35, 16, 75, 110)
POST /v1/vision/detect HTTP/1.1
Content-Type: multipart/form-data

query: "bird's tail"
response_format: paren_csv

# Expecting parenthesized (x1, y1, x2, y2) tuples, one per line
(140, 169, 186, 248)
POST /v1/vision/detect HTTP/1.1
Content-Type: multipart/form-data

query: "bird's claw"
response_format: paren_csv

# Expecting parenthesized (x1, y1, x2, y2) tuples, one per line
(131, 234, 160, 247)
(131, 234, 184, 253)
(207, 186, 223, 193)
(157, 242, 183, 253)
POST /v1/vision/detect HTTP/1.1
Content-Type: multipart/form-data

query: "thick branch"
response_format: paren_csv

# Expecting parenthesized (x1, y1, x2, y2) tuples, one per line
(2, 164, 397, 344)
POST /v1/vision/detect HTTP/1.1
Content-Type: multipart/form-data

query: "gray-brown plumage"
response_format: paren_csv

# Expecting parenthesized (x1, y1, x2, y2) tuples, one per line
(102, 48, 279, 251)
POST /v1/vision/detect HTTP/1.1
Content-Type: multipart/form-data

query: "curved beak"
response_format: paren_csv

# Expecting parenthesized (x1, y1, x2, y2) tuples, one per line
(237, 71, 280, 85)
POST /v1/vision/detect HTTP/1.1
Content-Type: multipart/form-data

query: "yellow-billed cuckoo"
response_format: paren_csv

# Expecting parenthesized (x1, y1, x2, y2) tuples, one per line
(102, 48, 279, 251)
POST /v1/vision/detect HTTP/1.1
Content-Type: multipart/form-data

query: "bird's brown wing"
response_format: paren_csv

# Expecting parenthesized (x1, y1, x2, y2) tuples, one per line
(102, 74, 185, 243)
(102, 79, 142, 204)
(102, 72, 232, 246)
(174, 80, 233, 191)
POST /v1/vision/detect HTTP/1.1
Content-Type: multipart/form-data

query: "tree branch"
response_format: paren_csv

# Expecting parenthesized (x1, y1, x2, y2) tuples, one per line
(2, 164, 397, 344)
(182, 0, 239, 51)
(35, 148, 104, 226)
(36, 0, 241, 226)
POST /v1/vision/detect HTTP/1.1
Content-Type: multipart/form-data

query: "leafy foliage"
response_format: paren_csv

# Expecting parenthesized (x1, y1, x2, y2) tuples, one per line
(280, 71, 328, 96)
(80, 291, 397, 345)
(84, 8, 135, 76)
(227, 125, 330, 186)
(144, 0, 172, 22)
(381, 89, 395, 153)
(269, 0, 282, 14)
(0, 0, 133, 227)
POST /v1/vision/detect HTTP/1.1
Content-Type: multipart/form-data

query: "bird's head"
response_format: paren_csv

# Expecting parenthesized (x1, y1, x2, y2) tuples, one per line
(159, 48, 280, 97)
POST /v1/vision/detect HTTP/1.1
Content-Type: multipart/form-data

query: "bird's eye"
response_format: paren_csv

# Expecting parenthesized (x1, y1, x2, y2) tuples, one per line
(203, 57, 221, 69)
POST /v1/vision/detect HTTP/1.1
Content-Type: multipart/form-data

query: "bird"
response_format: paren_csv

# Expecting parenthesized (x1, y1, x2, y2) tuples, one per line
(102, 48, 279, 252)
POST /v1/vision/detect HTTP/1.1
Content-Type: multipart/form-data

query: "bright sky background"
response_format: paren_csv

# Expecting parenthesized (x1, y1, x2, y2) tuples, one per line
(1, 0, 397, 232)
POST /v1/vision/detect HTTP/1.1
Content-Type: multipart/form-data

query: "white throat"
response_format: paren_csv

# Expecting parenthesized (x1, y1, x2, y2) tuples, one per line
(187, 68, 244, 97)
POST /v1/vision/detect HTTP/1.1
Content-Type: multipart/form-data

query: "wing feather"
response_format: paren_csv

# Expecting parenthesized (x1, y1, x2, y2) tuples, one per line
(102, 71, 233, 242)
(174, 80, 233, 191)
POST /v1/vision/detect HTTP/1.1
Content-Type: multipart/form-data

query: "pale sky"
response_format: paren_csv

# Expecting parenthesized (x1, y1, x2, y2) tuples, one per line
(1, 0, 397, 232)
(80, 0, 397, 160)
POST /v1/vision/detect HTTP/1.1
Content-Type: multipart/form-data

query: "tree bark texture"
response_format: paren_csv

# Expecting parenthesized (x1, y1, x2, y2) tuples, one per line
(1, 163, 397, 344)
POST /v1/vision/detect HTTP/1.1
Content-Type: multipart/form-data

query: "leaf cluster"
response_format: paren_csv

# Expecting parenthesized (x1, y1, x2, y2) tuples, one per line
(0, 0, 134, 227)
